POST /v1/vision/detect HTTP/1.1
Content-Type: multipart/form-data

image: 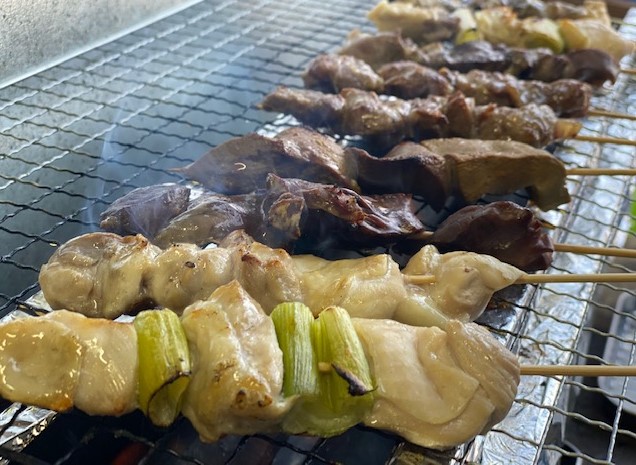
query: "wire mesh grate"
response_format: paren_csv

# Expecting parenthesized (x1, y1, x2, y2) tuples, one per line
(0, 0, 635, 464)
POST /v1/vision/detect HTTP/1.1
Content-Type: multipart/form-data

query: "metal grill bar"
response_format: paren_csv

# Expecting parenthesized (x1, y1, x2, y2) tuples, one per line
(0, 0, 635, 464)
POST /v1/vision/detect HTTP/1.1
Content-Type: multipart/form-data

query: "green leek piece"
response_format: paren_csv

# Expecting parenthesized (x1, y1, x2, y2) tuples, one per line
(271, 302, 319, 398)
(282, 305, 374, 437)
(452, 8, 481, 44)
(134, 309, 191, 427)
(522, 18, 564, 53)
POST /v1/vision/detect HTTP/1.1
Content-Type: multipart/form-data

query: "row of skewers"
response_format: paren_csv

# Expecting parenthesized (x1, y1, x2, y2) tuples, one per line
(3, 0, 636, 455)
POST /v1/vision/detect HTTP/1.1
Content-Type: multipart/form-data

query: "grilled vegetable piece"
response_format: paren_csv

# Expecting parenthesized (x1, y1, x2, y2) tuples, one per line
(271, 302, 319, 398)
(280, 305, 375, 436)
(134, 309, 191, 427)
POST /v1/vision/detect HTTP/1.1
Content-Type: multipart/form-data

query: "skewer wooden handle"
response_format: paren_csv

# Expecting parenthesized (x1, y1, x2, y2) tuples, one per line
(574, 135, 636, 146)
(521, 364, 636, 377)
(405, 272, 636, 285)
(621, 68, 636, 75)
(554, 243, 636, 259)
(588, 109, 636, 121)
(566, 168, 636, 176)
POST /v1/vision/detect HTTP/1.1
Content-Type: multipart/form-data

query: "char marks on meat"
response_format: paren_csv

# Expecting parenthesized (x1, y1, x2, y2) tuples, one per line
(99, 184, 191, 238)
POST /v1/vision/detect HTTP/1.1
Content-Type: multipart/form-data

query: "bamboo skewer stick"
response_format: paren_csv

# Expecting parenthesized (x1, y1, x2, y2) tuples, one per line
(521, 364, 636, 377)
(621, 68, 636, 76)
(405, 272, 636, 285)
(574, 135, 636, 146)
(553, 243, 636, 259)
(566, 167, 636, 175)
(410, 231, 636, 259)
(588, 109, 636, 121)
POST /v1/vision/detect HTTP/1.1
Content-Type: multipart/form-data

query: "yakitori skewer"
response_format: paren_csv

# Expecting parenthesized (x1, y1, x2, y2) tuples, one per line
(405, 272, 636, 285)
(521, 364, 636, 377)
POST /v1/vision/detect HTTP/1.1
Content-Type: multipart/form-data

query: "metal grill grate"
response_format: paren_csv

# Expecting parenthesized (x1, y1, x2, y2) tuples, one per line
(0, 0, 635, 464)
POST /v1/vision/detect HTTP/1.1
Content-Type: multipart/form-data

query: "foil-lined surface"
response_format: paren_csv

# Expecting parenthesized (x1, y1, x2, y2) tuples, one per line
(0, 2, 634, 464)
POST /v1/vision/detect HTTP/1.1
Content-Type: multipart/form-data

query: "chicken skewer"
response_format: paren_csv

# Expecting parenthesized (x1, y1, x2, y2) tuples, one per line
(0, 280, 521, 450)
(38, 229, 636, 330)
(303, 53, 594, 117)
(303, 53, 635, 121)
(367, 0, 635, 61)
(173, 128, 574, 211)
(259, 87, 582, 149)
(338, 30, 620, 86)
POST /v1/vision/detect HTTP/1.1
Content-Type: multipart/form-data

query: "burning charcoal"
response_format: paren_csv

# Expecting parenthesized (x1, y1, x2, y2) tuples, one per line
(100, 184, 190, 238)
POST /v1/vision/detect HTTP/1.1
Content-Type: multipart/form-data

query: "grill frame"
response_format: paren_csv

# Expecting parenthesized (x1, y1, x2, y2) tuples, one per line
(0, 1, 635, 464)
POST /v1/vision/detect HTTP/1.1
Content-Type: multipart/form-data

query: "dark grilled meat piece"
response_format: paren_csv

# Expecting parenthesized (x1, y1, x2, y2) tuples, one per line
(440, 68, 591, 117)
(304, 55, 590, 117)
(339, 30, 426, 70)
(339, 32, 618, 86)
(102, 176, 425, 251)
(265, 174, 425, 250)
(378, 61, 453, 99)
(99, 184, 191, 238)
(154, 192, 265, 248)
(173, 127, 359, 194)
(527, 49, 619, 88)
(302, 54, 384, 93)
(428, 201, 554, 272)
(260, 86, 578, 148)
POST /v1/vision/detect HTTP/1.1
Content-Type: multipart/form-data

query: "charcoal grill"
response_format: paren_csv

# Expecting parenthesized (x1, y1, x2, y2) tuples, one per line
(0, 0, 635, 464)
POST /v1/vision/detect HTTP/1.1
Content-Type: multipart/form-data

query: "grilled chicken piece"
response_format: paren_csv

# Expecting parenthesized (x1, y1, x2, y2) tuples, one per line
(39, 233, 160, 319)
(44, 311, 138, 416)
(181, 281, 290, 441)
(0, 317, 82, 411)
(0, 312, 138, 415)
(368, 0, 460, 44)
(260, 86, 579, 148)
(355, 318, 519, 449)
(339, 30, 426, 70)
